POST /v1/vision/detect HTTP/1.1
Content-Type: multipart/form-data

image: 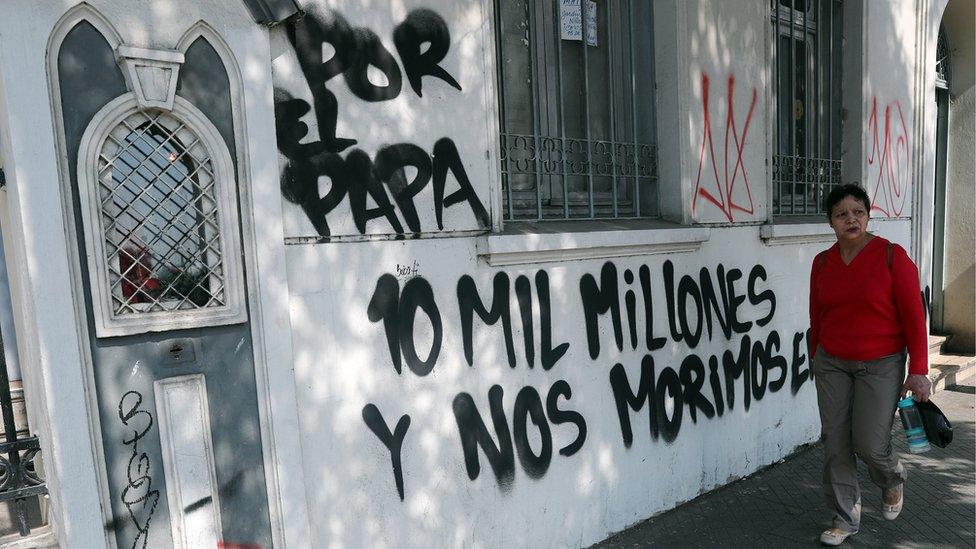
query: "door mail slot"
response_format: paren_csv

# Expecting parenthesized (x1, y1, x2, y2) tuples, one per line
(160, 338, 197, 366)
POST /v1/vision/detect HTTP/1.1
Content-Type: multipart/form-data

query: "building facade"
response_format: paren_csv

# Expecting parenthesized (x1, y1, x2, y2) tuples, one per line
(0, 0, 970, 547)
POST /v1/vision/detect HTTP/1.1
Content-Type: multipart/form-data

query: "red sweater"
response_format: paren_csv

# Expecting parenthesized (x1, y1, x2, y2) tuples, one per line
(809, 236, 928, 375)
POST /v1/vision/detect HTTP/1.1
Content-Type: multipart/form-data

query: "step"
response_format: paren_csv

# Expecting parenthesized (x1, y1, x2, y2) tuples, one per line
(929, 335, 948, 355)
(929, 352, 976, 395)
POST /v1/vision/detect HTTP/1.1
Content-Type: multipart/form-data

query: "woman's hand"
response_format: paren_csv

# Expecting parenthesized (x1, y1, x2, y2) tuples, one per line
(901, 374, 932, 402)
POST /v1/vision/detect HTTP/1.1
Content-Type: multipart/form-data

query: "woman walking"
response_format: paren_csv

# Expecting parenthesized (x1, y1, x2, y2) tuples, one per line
(808, 184, 931, 546)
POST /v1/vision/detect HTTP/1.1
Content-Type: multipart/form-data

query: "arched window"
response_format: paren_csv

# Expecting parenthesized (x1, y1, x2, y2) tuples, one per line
(78, 93, 245, 337)
(935, 23, 951, 90)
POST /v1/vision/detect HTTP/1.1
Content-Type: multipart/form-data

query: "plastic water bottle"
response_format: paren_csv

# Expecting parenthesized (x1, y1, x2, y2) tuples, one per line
(897, 397, 930, 454)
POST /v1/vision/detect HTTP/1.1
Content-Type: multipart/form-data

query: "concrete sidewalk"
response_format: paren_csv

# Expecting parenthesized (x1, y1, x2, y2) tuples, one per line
(592, 383, 975, 548)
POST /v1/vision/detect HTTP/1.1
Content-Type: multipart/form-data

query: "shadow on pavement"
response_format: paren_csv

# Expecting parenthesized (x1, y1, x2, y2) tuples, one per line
(591, 386, 975, 548)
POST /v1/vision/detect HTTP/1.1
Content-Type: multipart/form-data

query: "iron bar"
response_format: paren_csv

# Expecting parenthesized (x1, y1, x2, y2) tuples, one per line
(493, 0, 514, 221)
(529, 2, 543, 220)
(0, 329, 45, 537)
(828, 0, 834, 163)
(815, 0, 822, 212)
(581, 0, 595, 218)
(772, 1, 779, 213)
(0, 484, 46, 503)
(555, 0, 569, 219)
(646, 2, 658, 217)
(629, 0, 640, 217)
(802, 6, 810, 213)
(789, 0, 796, 214)
(607, 0, 618, 217)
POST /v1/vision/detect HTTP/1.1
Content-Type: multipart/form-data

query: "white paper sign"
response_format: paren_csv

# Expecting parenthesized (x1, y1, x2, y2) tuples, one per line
(560, 0, 598, 47)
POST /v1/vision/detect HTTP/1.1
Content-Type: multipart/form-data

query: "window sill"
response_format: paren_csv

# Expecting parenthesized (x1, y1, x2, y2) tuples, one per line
(760, 220, 835, 246)
(479, 220, 710, 267)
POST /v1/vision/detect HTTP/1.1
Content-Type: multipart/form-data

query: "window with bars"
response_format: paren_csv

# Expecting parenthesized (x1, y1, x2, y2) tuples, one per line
(495, 0, 657, 221)
(97, 110, 226, 317)
(770, 0, 844, 215)
(935, 23, 950, 90)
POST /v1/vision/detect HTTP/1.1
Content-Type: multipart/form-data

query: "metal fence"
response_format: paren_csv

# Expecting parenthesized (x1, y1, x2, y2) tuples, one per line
(0, 330, 46, 537)
(499, 133, 657, 220)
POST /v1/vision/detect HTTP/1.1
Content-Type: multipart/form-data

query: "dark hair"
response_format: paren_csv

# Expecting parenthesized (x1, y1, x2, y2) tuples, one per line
(823, 184, 870, 219)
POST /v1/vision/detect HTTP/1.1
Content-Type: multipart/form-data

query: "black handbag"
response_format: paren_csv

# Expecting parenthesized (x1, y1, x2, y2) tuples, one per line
(916, 399, 953, 448)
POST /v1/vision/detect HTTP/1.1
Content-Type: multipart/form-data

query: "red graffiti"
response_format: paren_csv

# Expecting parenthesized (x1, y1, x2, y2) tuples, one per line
(692, 73, 758, 222)
(865, 97, 911, 217)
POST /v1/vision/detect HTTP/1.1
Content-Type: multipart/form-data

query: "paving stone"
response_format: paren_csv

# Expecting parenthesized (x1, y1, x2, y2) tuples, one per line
(591, 384, 975, 548)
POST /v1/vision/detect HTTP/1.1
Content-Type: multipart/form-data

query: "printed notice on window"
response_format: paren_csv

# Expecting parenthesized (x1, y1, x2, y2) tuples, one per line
(560, 0, 598, 47)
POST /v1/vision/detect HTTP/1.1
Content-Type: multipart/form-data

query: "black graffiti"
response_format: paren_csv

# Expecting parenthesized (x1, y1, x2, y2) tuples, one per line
(118, 391, 159, 549)
(609, 330, 807, 447)
(366, 260, 810, 495)
(459, 273, 515, 367)
(431, 139, 490, 231)
(283, 12, 356, 152)
(515, 275, 534, 367)
(453, 381, 586, 489)
(585, 261, 777, 360)
(546, 380, 587, 456)
(394, 9, 462, 97)
(537, 271, 571, 370)
(395, 260, 421, 278)
(183, 470, 245, 514)
(580, 263, 623, 359)
(374, 271, 569, 374)
(640, 265, 668, 352)
(457, 270, 569, 370)
(367, 274, 442, 376)
(362, 404, 411, 501)
(453, 385, 513, 488)
(288, 9, 458, 104)
(277, 9, 488, 236)
(278, 134, 489, 236)
(376, 144, 431, 233)
(792, 330, 811, 395)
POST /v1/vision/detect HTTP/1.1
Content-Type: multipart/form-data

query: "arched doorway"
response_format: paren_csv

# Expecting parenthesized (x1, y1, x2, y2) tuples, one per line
(934, 0, 976, 354)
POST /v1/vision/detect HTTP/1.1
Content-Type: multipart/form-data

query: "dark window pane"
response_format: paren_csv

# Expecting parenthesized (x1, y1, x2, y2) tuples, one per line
(772, 0, 843, 216)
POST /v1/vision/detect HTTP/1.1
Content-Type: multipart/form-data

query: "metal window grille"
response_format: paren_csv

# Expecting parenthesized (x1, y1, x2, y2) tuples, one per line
(0, 329, 46, 537)
(771, 0, 843, 215)
(97, 110, 226, 316)
(495, 0, 658, 221)
(935, 23, 950, 90)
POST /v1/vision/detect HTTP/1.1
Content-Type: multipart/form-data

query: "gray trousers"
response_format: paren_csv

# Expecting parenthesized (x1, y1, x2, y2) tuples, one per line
(812, 347, 907, 532)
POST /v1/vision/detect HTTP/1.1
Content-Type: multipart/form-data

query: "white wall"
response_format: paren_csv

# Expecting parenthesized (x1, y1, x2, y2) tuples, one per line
(684, 0, 768, 224)
(284, 229, 829, 547)
(863, 0, 919, 219)
(0, 0, 943, 546)
(268, 1, 924, 546)
(270, 0, 496, 239)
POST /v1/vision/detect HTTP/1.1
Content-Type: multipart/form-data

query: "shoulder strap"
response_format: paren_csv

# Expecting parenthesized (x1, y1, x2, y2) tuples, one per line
(887, 242, 894, 271)
(814, 250, 828, 278)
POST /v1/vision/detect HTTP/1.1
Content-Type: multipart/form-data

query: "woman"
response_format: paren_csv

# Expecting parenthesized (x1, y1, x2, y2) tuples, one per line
(808, 184, 931, 546)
